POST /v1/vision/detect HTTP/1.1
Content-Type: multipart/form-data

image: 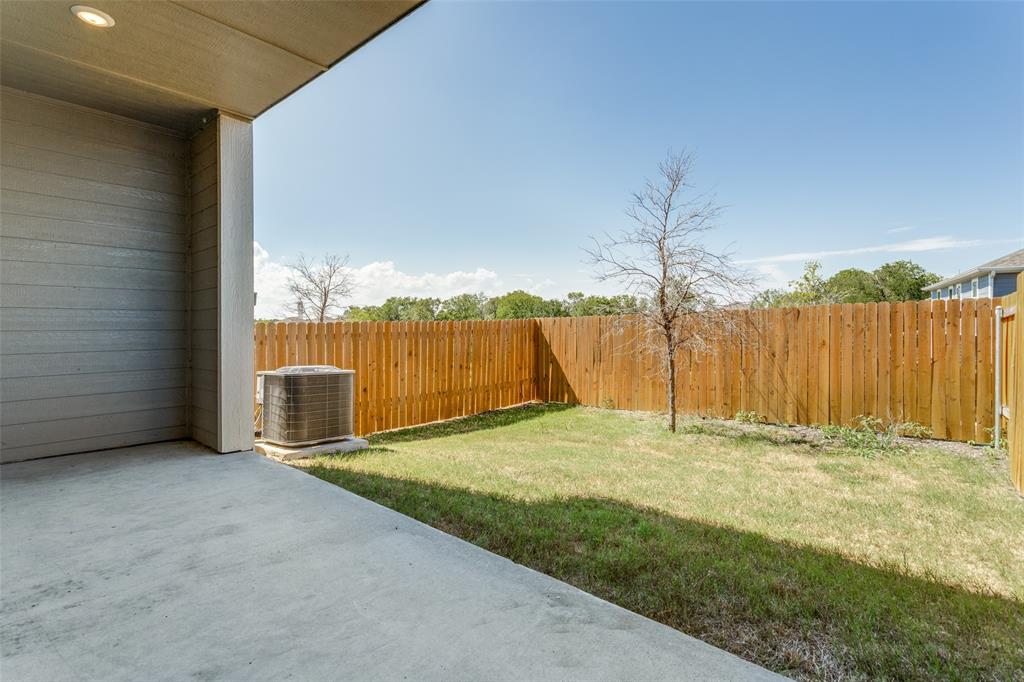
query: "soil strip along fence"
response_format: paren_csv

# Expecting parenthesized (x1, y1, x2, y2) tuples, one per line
(255, 298, 1020, 489)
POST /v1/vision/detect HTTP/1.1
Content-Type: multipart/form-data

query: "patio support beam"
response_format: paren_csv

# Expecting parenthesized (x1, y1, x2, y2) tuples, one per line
(189, 112, 254, 453)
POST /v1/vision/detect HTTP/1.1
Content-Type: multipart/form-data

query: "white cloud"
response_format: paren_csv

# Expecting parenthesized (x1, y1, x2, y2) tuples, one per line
(253, 241, 294, 319)
(885, 225, 915, 234)
(752, 263, 790, 289)
(505, 272, 558, 296)
(347, 261, 503, 306)
(739, 236, 1014, 265)
(253, 241, 505, 318)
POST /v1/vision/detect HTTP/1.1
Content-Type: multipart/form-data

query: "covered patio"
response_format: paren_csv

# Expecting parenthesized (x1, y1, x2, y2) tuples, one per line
(0, 2, 777, 678)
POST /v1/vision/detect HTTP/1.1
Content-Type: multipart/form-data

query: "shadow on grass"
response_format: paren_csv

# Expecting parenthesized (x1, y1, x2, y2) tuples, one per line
(303, 466, 1024, 681)
(678, 420, 823, 449)
(366, 402, 574, 445)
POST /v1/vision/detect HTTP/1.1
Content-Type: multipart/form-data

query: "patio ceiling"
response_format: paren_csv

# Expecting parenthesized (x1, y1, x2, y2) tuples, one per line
(0, 0, 423, 132)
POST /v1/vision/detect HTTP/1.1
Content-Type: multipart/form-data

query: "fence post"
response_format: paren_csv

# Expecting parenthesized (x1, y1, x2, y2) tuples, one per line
(995, 305, 1003, 449)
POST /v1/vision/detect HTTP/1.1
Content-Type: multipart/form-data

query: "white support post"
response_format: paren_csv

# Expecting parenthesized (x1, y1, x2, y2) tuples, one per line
(216, 114, 255, 453)
(994, 306, 1003, 449)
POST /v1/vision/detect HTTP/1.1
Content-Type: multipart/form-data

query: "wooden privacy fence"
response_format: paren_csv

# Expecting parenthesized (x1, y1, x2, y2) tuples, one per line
(538, 300, 997, 444)
(253, 320, 536, 437)
(254, 299, 1006, 446)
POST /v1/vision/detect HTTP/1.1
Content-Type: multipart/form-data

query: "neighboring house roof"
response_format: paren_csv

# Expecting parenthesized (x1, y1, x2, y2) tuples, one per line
(923, 247, 1024, 291)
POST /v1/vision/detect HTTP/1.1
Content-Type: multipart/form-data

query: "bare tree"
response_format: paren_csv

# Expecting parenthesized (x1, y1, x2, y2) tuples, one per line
(287, 253, 355, 322)
(587, 150, 755, 432)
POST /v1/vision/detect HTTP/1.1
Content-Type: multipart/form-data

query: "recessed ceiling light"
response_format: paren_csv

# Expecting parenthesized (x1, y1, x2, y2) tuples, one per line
(70, 5, 115, 28)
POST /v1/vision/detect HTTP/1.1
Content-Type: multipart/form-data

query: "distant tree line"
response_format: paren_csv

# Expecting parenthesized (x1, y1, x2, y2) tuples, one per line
(275, 256, 943, 323)
(752, 259, 942, 308)
(344, 291, 641, 321)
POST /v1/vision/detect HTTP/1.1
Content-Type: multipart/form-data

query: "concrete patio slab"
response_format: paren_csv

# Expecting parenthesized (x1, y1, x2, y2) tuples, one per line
(1, 441, 780, 681)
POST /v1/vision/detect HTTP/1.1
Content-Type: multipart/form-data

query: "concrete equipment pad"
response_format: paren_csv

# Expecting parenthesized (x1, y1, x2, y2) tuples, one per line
(254, 437, 369, 461)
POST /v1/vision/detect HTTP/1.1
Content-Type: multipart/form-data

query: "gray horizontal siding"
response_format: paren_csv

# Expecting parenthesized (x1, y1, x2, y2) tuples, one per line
(1, 88, 187, 160)
(1, 407, 186, 447)
(1, 141, 188, 196)
(2, 330, 187, 355)
(1, 368, 186, 401)
(1, 308, 187, 331)
(2, 388, 187, 426)
(1, 349, 187, 379)
(189, 121, 219, 450)
(1, 261, 185, 291)
(1, 422, 188, 462)
(1, 236, 185, 271)
(0, 118, 187, 177)
(0, 285, 186, 311)
(0, 89, 190, 462)
(190, 287, 218, 312)
(0, 213, 186, 253)
(2, 188, 185, 233)
(2, 189, 186, 233)
(994, 272, 1019, 297)
(2, 166, 188, 216)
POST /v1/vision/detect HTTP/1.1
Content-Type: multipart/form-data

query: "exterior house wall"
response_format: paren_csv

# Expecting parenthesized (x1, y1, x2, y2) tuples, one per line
(993, 272, 1018, 298)
(0, 88, 190, 462)
(1, 90, 253, 461)
(189, 122, 220, 448)
(931, 274, 996, 300)
(929, 269, 1024, 301)
(976, 275, 990, 297)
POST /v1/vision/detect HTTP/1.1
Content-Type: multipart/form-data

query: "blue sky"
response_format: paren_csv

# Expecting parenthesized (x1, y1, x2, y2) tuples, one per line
(253, 0, 1024, 316)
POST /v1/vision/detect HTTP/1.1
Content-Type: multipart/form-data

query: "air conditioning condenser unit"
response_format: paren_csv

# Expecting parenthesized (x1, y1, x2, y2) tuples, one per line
(257, 365, 354, 447)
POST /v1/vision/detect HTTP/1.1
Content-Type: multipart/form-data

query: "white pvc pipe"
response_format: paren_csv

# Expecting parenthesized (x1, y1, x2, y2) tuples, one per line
(994, 306, 1003, 449)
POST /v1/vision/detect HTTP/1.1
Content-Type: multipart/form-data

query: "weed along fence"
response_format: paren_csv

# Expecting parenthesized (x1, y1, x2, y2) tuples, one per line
(255, 294, 1023, 490)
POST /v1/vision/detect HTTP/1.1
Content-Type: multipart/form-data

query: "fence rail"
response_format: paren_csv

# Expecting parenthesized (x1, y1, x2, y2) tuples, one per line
(255, 297, 1015, 461)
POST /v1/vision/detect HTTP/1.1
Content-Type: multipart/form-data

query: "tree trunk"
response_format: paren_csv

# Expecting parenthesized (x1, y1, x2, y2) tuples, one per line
(667, 350, 677, 433)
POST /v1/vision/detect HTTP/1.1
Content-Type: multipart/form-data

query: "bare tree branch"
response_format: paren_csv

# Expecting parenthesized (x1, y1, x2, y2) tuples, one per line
(287, 253, 355, 323)
(587, 149, 758, 432)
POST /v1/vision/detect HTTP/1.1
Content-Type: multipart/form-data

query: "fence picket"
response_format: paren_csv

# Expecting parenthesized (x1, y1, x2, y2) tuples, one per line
(930, 302, 947, 438)
(960, 300, 977, 441)
(915, 302, 932, 428)
(876, 303, 891, 424)
(902, 302, 917, 428)
(945, 302, 962, 441)
(891, 305, 904, 424)
(976, 300, 993, 443)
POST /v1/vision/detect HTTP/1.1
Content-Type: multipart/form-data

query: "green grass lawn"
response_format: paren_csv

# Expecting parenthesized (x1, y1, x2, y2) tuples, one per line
(297, 404, 1024, 681)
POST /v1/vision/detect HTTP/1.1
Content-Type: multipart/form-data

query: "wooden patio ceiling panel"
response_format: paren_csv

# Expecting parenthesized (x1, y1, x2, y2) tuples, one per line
(0, 0, 422, 132)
